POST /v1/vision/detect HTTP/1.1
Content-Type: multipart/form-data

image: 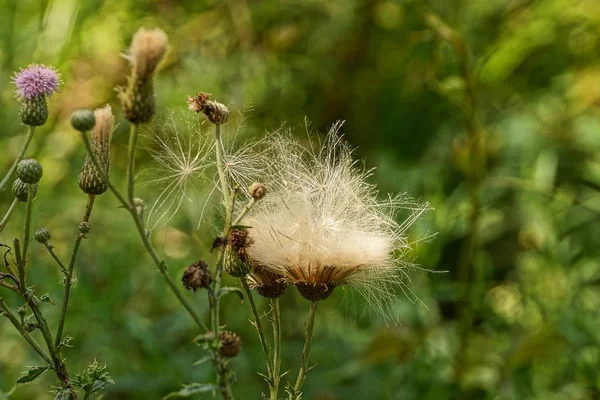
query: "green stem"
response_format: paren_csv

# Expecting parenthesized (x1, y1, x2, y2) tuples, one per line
(0, 198, 20, 234)
(55, 195, 95, 347)
(126, 124, 138, 205)
(232, 198, 256, 227)
(240, 278, 273, 380)
(18, 184, 35, 294)
(271, 298, 282, 400)
(42, 243, 68, 276)
(0, 126, 36, 193)
(0, 298, 52, 364)
(291, 302, 318, 399)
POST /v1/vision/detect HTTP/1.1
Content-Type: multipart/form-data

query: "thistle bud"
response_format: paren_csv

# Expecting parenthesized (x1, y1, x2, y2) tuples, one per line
(224, 229, 252, 277)
(78, 222, 91, 235)
(16, 159, 43, 184)
(12, 64, 61, 126)
(12, 179, 37, 202)
(187, 92, 229, 124)
(71, 109, 96, 132)
(78, 105, 114, 195)
(34, 228, 51, 244)
(248, 182, 266, 200)
(182, 261, 212, 292)
(118, 28, 168, 124)
(295, 282, 337, 302)
(218, 330, 242, 358)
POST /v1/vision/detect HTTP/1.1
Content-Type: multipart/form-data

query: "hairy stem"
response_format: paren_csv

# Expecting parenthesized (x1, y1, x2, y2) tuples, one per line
(0, 198, 20, 234)
(291, 302, 317, 399)
(17, 184, 35, 294)
(55, 194, 95, 348)
(271, 298, 282, 400)
(0, 126, 36, 193)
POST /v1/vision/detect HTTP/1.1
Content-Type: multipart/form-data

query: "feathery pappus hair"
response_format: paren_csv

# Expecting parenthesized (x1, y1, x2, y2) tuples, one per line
(243, 122, 432, 320)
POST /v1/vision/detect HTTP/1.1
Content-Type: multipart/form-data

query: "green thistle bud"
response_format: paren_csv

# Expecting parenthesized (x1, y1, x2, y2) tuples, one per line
(16, 159, 43, 183)
(34, 228, 51, 244)
(71, 109, 96, 132)
(12, 179, 37, 202)
(78, 105, 114, 195)
(217, 330, 242, 358)
(78, 222, 91, 235)
(19, 95, 49, 126)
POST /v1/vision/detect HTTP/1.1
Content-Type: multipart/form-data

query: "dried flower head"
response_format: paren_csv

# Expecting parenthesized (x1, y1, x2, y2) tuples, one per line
(182, 261, 212, 291)
(12, 63, 62, 100)
(217, 330, 242, 358)
(243, 123, 431, 318)
(119, 27, 168, 123)
(249, 264, 288, 299)
(187, 92, 229, 124)
(78, 105, 115, 195)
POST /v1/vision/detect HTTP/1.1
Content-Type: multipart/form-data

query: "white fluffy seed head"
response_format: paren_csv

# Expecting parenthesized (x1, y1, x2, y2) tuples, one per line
(243, 122, 431, 320)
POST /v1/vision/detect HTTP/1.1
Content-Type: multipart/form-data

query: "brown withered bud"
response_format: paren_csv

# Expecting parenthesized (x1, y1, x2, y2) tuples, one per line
(218, 330, 242, 358)
(182, 261, 212, 292)
(248, 182, 267, 200)
(249, 264, 288, 299)
(295, 282, 337, 302)
(187, 92, 229, 124)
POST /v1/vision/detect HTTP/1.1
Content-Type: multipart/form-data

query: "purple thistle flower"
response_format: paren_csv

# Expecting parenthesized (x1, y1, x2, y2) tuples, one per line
(12, 63, 62, 100)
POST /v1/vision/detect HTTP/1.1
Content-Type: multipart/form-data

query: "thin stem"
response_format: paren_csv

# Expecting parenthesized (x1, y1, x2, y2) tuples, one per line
(232, 198, 256, 227)
(0, 198, 20, 234)
(0, 298, 52, 364)
(291, 302, 318, 399)
(0, 126, 36, 193)
(214, 124, 230, 213)
(271, 298, 282, 400)
(18, 184, 35, 294)
(127, 124, 138, 205)
(240, 278, 273, 379)
(55, 195, 95, 347)
(42, 243, 68, 276)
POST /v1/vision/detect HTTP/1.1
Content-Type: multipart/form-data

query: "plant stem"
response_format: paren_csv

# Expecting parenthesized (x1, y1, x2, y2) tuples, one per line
(0, 198, 20, 234)
(291, 302, 318, 399)
(0, 298, 52, 364)
(55, 194, 95, 347)
(126, 124, 138, 205)
(18, 185, 35, 294)
(77, 125, 209, 333)
(42, 244, 68, 276)
(240, 278, 273, 379)
(0, 126, 36, 193)
(271, 298, 282, 400)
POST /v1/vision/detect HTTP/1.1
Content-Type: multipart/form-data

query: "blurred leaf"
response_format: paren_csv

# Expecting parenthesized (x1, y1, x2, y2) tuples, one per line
(162, 383, 217, 399)
(16, 366, 49, 384)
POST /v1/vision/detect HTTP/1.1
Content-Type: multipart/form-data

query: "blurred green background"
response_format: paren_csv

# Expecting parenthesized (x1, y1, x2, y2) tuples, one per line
(1, 0, 600, 399)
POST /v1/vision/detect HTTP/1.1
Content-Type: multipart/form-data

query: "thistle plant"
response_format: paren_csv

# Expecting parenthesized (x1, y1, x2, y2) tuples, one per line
(0, 65, 113, 399)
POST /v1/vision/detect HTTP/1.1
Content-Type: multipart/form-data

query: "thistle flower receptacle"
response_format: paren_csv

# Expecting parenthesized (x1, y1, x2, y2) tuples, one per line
(243, 123, 431, 318)
(223, 229, 253, 278)
(249, 264, 288, 299)
(12, 63, 62, 126)
(118, 28, 168, 124)
(12, 178, 37, 202)
(78, 105, 115, 195)
(71, 109, 96, 132)
(217, 330, 242, 358)
(34, 228, 52, 244)
(182, 261, 212, 292)
(16, 159, 43, 184)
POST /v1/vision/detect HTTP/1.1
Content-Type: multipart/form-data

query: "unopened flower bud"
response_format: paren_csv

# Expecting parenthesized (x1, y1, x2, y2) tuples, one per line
(34, 228, 51, 244)
(182, 261, 212, 292)
(187, 92, 229, 124)
(218, 330, 242, 358)
(16, 159, 43, 184)
(78, 222, 91, 235)
(78, 105, 114, 195)
(71, 109, 96, 132)
(248, 182, 266, 200)
(12, 179, 37, 202)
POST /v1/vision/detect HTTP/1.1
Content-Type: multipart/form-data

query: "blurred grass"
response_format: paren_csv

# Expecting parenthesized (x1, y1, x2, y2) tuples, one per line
(1, 0, 600, 399)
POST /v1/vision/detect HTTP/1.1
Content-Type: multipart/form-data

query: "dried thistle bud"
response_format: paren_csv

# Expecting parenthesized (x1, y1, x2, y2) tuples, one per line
(16, 159, 43, 184)
(34, 228, 51, 244)
(187, 92, 229, 124)
(12, 179, 37, 202)
(295, 282, 337, 302)
(224, 229, 253, 277)
(182, 261, 212, 292)
(250, 265, 288, 299)
(71, 109, 96, 132)
(78, 105, 114, 195)
(218, 330, 242, 358)
(248, 182, 266, 200)
(118, 28, 168, 124)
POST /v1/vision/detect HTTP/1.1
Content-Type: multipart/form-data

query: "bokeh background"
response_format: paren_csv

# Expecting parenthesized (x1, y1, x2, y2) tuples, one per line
(1, 0, 600, 399)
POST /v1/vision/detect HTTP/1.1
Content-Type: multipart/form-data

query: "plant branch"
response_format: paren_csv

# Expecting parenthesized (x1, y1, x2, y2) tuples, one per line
(0, 126, 36, 193)
(0, 198, 20, 234)
(271, 298, 282, 400)
(291, 302, 318, 399)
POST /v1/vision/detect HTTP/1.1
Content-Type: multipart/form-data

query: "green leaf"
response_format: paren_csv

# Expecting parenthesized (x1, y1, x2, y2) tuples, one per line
(216, 287, 244, 301)
(192, 356, 212, 366)
(40, 293, 55, 305)
(162, 383, 217, 399)
(17, 365, 49, 384)
(53, 388, 74, 400)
